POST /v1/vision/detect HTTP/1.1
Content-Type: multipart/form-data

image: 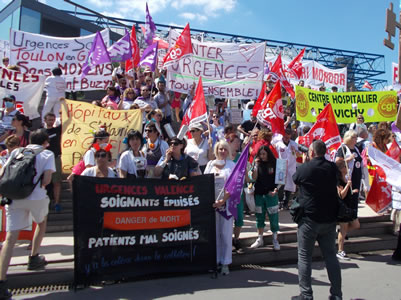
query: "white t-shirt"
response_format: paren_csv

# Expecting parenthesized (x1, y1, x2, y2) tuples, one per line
(118, 150, 139, 176)
(274, 139, 299, 192)
(204, 159, 235, 200)
(81, 166, 116, 178)
(185, 138, 210, 167)
(83, 148, 96, 167)
(45, 75, 66, 100)
(9, 145, 56, 201)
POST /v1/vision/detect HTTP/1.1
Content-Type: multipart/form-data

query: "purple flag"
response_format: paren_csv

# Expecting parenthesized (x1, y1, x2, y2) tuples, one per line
(81, 31, 111, 78)
(218, 143, 250, 220)
(145, 2, 157, 46)
(139, 42, 158, 72)
(108, 29, 132, 63)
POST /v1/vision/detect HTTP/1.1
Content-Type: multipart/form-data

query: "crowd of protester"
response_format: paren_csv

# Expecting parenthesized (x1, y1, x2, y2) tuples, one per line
(1, 60, 401, 280)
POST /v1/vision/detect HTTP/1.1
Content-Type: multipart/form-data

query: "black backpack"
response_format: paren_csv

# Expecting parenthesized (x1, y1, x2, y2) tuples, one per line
(0, 147, 43, 200)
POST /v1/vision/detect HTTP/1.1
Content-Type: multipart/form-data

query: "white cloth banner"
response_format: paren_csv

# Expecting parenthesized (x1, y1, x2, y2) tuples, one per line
(266, 57, 347, 92)
(367, 145, 401, 191)
(0, 40, 9, 62)
(0, 66, 45, 119)
(9, 29, 112, 92)
(166, 30, 265, 99)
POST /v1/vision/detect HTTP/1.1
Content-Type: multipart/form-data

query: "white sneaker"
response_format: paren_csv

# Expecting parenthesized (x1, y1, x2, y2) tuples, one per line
(220, 264, 229, 275)
(250, 237, 264, 248)
(336, 250, 350, 260)
(272, 238, 280, 251)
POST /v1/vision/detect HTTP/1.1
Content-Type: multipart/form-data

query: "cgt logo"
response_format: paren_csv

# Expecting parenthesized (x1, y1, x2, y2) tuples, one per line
(296, 90, 309, 117)
(377, 95, 397, 118)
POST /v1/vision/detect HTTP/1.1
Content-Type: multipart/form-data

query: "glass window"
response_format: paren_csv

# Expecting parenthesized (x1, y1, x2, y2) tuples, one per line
(20, 7, 41, 33)
(11, 8, 20, 30)
(80, 28, 92, 36)
(0, 14, 12, 40)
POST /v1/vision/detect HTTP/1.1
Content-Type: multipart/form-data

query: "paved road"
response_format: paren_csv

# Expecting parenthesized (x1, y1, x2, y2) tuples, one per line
(14, 251, 401, 300)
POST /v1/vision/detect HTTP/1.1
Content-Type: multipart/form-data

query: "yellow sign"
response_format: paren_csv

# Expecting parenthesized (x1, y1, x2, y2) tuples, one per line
(295, 86, 398, 123)
(61, 100, 142, 173)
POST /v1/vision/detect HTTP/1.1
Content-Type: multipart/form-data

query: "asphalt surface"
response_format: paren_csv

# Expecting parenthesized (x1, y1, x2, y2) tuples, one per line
(12, 250, 401, 300)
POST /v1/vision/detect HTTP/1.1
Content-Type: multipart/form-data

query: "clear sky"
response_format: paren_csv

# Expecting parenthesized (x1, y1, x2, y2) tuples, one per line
(0, 0, 399, 86)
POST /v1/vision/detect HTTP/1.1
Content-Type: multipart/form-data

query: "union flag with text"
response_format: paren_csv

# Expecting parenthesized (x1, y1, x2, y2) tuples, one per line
(163, 23, 193, 67)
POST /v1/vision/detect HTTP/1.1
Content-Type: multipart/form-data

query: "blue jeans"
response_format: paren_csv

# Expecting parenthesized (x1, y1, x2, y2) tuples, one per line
(297, 217, 342, 300)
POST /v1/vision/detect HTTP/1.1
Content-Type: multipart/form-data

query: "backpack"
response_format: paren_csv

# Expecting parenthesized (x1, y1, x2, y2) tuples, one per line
(0, 147, 43, 200)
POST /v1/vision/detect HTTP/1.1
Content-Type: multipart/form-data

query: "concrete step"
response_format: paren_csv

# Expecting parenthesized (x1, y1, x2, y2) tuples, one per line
(232, 234, 398, 267)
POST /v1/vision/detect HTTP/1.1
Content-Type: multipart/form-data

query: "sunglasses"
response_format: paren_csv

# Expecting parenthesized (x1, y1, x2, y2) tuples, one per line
(3, 99, 13, 103)
(189, 130, 199, 133)
(169, 141, 181, 146)
(212, 115, 217, 118)
(145, 129, 154, 133)
(95, 153, 108, 158)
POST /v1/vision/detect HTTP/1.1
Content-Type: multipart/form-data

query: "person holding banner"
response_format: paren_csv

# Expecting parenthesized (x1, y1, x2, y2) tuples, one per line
(249, 145, 280, 251)
(101, 87, 121, 110)
(154, 137, 200, 179)
(81, 147, 116, 178)
(142, 122, 169, 178)
(118, 130, 147, 179)
(41, 68, 66, 124)
(204, 140, 235, 275)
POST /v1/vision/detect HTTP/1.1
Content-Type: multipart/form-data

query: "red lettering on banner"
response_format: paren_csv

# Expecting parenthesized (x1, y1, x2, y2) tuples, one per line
(154, 184, 195, 195)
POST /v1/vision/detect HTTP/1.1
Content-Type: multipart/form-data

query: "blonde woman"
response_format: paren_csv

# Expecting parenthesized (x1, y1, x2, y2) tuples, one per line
(204, 140, 235, 275)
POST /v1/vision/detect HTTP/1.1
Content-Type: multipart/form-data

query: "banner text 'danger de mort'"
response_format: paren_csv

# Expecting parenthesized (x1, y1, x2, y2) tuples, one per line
(73, 175, 216, 286)
(295, 86, 397, 123)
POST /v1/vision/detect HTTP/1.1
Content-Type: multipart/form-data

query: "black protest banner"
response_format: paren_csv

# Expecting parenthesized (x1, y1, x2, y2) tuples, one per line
(73, 175, 216, 286)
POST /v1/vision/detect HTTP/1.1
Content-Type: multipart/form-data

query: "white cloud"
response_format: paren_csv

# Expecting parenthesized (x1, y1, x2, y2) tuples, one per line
(82, 0, 236, 24)
(179, 12, 208, 23)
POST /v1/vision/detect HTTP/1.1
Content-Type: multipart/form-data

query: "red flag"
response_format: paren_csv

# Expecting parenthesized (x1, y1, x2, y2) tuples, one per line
(269, 54, 295, 98)
(125, 25, 140, 72)
(287, 48, 305, 79)
(163, 23, 193, 67)
(366, 170, 392, 213)
(181, 77, 207, 128)
(386, 139, 401, 161)
(362, 80, 373, 90)
(252, 82, 267, 117)
(256, 81, 285, 135)
(298, 103, 341, 160)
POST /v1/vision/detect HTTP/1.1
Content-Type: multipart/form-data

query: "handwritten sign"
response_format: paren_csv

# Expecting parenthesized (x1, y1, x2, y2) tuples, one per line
(61, 100, 142, 173)
(10, 29, 113, 91)
(0, 66, 45, 119)
(73, 175, 216, 286)
(166, 30, 265, 99)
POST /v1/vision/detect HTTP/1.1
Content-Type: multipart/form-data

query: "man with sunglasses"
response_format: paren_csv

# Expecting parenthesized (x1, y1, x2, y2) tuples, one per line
(136, 86, 157, 110)
(154, 137, 200, 179)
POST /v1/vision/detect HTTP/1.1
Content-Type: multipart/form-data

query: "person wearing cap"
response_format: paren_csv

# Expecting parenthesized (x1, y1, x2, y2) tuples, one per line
(0, 95, 20, 147)
(273, 127, 300, 210)
(154, 137, 200, 179)
(154, 76, 172, 125)
(185, 123, 214, 173)
(41, 68, 66, 124)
